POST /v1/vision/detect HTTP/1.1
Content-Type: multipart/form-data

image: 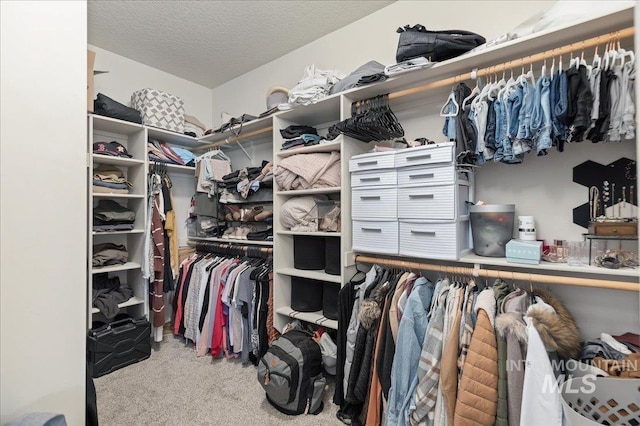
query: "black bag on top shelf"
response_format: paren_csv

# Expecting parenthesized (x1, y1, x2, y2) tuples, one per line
(94, 93, 143, 124)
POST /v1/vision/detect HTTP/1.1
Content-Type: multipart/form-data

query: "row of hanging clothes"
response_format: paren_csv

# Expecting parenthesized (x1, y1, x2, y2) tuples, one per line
(443, 41, 636, 165)
(334, 262, 583, 426)
(171, 243, 278, 365)
(144, 163, 179, 342)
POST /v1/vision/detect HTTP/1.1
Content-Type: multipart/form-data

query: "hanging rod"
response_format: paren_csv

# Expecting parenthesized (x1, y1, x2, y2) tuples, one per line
(354, 255, 638, 292)
(188, 239, 273, 256)
(195, 126, 273, 151)
(388, 26, 635, 102)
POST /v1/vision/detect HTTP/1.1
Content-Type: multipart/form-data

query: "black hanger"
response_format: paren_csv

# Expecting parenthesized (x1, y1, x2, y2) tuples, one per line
(349, 255, 367, 283)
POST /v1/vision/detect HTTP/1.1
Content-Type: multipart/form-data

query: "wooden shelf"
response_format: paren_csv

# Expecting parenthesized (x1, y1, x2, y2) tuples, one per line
(92, 229, 144, 235)
(92, 262, 141, 274)
(277, 268, 342, 283)
(92, 154, 144, 167)
(277, 231, 341, 237)
(91, 296, 144, 314)
(147, 126, 206, 148)
(276, 139, 342, 158)
(92, 193, 145, 199)
(188, 237, 273, 246)
(90, 114, 143, 135)
(275, 307, 338, 330)
(275, 187, 341, 196)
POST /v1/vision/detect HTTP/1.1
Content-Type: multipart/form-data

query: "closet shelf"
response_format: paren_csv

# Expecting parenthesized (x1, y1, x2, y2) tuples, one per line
(92, 193, 145, 199)
(276, 139, 342, 158)
(276, 95, 341, 126)
(459, 254, 640, 278)
(188, 237, 273, 246)
(275, 187, 341, 196)
(92, 154, 145, 167)
(92, 262, 141, 274)
(150, 162, 195, 174)
(92, 229, 144, 235)
(197, 116, 273, 147)
(353, 253, 639, 292)
(277, 268, 342, 283)
(90, 114, 143, 135)
(147, 127, 206, 148)
(277, 231, 341, 237)
(91, 296, 144, 314)
(275, 307, 338, 330)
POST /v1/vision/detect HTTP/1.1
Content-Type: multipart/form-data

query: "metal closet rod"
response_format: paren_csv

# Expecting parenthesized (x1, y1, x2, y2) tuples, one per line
(195, 126, 273, 151)
(388, 26, 635, 102)
(355, 255, 638, 292)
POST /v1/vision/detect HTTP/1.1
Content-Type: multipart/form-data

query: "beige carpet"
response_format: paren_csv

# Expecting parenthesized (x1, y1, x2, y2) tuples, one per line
(94, 335, 339, 425)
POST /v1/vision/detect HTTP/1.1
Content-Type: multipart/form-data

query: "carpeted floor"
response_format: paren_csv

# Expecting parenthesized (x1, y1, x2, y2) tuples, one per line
(94, 335, 339, 425)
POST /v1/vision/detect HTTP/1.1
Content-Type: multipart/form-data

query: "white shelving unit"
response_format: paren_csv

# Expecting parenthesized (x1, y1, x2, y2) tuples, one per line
(188, 237, 273, 246)
(88, 115, 149, 327)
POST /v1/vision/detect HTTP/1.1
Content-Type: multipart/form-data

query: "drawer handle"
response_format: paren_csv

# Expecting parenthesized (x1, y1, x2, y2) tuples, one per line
(407, 154, 432, 161)
(357, 160, 378, 166)
(360, 177, 381, 182)
(411, 230, 436, 236)
(409, 194, 434, 200)
(361, 227, 382, 233)
(360, 196, 381, 200)
(409, 173, 434, 179)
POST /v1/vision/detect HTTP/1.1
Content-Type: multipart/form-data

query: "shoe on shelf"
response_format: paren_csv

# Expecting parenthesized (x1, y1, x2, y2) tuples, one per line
(221, 227, 236, 239)
(254, 209, 273, 221)
(244, 206, 264, 222)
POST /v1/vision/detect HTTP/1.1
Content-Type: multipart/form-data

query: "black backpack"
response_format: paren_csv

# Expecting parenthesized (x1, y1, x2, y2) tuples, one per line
(258, 330, 326, 415)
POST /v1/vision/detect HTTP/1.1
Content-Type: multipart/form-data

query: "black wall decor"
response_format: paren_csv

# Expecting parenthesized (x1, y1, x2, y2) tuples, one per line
(572, 157, 637, 228)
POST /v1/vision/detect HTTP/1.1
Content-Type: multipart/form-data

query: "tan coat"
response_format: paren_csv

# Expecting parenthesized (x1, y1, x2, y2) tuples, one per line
(454, 289, 498, 426)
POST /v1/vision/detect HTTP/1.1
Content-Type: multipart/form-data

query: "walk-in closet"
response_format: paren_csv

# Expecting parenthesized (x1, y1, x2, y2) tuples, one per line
(1, 1, 639, 425)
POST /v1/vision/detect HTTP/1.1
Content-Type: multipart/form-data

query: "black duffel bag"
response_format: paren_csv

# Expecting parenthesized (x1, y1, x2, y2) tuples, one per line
(396, 25, 485, 63)
(94, 93, 142, 124)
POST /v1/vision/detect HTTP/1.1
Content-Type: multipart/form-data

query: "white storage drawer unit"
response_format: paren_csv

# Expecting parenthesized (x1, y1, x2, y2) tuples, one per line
(398, 185, 456, 220)
(349, 151, 396, 173)
(352, 220, 398, 255)
(397, 164, 455, 187)
(399, 220, 471, 260)
(351, 169, 397, 188)
(394, 142, 454, 168)
(352, 187, 397, 219)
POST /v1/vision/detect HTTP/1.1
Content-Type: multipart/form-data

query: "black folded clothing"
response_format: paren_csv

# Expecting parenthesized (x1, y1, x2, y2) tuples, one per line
(246, 228, 273, 241)
(280, 125, 318, 139)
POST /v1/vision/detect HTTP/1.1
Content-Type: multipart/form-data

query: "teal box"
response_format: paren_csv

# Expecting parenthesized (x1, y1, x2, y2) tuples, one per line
(506, 239, 542, 265)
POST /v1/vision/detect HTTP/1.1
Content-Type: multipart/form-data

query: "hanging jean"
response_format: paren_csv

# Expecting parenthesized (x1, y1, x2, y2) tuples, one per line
(442, 96, 457, 141)
(516, 81, 535, 154)
(551, 70, 568, 151)
(485, 99, 497, 152)
(509, 84, 529, 157)
(494, 88, 521, 163)
(530, 76, 552, 156)
(473, 100, 493, 163)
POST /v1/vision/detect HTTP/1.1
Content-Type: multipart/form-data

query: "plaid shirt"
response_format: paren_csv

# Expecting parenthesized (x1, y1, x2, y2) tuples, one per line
(457, 282, 477, 381)
(410, 282, 450, 425)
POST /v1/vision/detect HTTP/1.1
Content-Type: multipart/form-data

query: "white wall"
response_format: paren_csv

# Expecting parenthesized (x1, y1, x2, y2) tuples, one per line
(210, 0, 553, 127)
(1, 1, 87, 424)
(89, 45, 213, 129)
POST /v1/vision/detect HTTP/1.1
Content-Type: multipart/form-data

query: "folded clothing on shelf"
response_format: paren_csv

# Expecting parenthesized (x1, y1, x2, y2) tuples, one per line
(92, 243, 128, 267)
(93, 200, 136, 231)
(92, 273, 134, 319)
(281, 134, 323, 151)
(280, 124, 318, 139)
(275, 152, 341, 191)
(93, 164, 132, 193)
(147, 140, 185, 165)
(280, 195, 327, 232)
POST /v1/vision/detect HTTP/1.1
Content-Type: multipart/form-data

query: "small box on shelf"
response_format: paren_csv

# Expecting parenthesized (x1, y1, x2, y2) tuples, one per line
(506, 239, 543, 265)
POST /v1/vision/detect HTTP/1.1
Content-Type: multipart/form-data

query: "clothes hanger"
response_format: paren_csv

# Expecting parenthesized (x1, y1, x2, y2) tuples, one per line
(462, 77, 481, 109)
(440, 87, 460, 117)
(348, 255, 367, 283)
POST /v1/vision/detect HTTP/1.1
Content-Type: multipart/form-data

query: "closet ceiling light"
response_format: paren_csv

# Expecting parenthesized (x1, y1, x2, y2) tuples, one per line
(88, 0, 395, 88)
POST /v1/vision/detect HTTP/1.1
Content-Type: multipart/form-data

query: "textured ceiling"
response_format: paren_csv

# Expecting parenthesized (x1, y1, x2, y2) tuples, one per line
(88, 1, 395, 88)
